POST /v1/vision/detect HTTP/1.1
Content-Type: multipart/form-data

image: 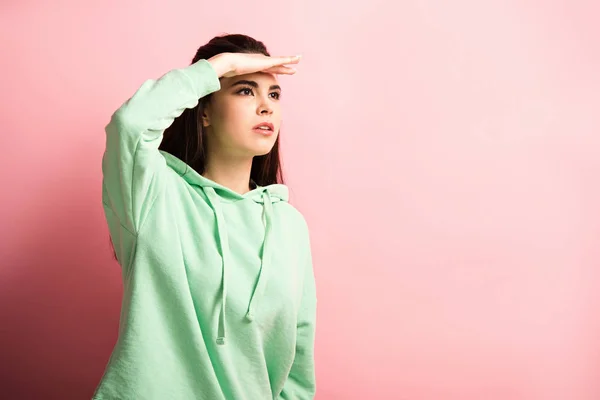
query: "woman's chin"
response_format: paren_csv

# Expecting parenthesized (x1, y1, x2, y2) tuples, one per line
(248, 142, 276, 157)
(252, 148, 274, 157)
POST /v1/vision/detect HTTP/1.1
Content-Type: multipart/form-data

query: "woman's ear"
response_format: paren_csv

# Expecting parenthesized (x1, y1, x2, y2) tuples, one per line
(200, 101, 212, 128)
(201, 108, 211, 128)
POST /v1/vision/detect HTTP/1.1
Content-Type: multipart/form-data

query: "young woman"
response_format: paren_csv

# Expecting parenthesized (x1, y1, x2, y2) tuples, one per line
(93, 34, 317, 400)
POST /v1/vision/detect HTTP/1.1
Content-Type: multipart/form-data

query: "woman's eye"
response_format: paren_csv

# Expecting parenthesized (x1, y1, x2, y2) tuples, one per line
(237, 88, 280, 99)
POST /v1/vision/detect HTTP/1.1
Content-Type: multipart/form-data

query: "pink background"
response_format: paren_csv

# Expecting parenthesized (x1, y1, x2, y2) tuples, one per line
(1, 1, 599, 399)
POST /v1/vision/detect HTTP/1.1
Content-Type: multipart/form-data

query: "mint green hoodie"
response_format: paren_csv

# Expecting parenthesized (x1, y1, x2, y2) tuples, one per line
(93, 59, 317, 400)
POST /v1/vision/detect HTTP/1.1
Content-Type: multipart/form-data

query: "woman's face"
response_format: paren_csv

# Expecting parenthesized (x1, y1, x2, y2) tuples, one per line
(203, 71, 282, 158)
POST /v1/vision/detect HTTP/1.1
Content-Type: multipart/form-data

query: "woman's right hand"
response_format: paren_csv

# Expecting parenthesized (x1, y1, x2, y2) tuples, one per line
(208, 52, 301, 78)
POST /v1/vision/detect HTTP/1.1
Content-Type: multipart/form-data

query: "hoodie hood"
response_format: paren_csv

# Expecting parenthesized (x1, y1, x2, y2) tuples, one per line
(160, 150, 288, 345)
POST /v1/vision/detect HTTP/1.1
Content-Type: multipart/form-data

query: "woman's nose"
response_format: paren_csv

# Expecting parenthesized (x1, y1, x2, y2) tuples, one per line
(258, 104, 273, 115)
(257, 93, 274, 115)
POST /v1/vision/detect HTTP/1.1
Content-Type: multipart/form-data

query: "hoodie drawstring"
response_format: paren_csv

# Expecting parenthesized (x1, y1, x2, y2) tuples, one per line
(203, 187, 274, 346)
(246, 190, 273, 321)
(203, 187, 230, 345)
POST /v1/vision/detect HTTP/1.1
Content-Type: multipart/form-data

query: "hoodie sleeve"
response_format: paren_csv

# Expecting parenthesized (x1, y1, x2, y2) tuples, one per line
(279, 245, 318, 399)
(102, 59, 221, 235)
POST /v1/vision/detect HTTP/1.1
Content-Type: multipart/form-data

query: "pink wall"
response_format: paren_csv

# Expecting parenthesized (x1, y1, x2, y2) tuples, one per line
(1, 1, 599, 399)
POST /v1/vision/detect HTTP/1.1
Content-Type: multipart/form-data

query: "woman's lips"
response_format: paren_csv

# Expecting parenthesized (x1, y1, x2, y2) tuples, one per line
(252, 127, 275, 136)
(252, 122, 275, 136)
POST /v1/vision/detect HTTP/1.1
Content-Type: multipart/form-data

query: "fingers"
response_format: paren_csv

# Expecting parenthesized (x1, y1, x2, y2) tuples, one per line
(284, 55, 302, 64)
(268, 55, 301, 68)
(263, 65, 297, 75)
(262, 55, 301, 75)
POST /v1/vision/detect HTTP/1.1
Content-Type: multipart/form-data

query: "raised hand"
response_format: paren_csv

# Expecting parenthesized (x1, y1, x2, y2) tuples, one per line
(208, 52, 301, 78)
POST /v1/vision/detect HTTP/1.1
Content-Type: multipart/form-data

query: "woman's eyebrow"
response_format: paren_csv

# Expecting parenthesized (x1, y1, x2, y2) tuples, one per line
(230, 80, 282, 91)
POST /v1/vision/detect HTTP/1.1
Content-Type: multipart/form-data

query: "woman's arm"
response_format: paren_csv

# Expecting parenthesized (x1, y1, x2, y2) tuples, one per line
(102, 53, 300, 235)
(102, 59, 221, 234)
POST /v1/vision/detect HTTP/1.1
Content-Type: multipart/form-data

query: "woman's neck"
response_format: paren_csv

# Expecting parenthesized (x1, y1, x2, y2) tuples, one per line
(202, 156, 254, 195)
